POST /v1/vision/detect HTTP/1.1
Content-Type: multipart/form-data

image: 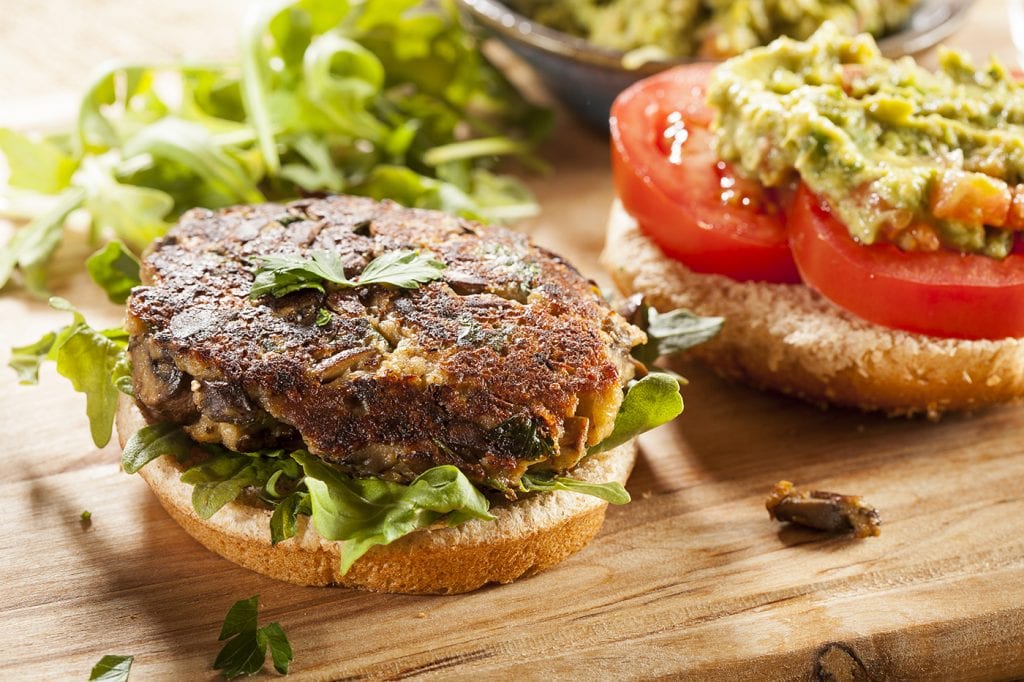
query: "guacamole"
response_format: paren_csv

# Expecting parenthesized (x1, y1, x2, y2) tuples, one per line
(708, 24, 1024, 257)
(517, 0, 918, 60)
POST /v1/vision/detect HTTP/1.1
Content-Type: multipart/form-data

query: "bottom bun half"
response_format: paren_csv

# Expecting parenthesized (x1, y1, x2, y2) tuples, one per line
(116, 399, 636, 594)
(602, 199, 1024, 416)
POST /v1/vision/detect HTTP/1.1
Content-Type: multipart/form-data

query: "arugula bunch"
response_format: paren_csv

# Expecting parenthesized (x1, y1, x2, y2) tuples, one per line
(0, 0, 548, 296)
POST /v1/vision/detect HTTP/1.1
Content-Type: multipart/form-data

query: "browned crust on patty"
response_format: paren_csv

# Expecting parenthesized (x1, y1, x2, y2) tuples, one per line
(603, 200, 1024, 416)
(127, 196, 642, 489)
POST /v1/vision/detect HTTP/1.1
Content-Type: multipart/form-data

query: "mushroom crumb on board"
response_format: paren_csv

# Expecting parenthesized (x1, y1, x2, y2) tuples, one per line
(766, 480, 881, 538)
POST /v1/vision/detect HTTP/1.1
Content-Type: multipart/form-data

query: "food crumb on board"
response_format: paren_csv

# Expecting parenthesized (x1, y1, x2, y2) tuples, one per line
(766, 481, 880, 538)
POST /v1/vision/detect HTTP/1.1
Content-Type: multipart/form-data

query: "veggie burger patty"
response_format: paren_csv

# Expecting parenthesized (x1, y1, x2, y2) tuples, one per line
(126, 196, 644, 492)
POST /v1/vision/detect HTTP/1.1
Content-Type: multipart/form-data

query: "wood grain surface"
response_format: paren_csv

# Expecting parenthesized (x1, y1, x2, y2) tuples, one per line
(3, 1, 1024, 679)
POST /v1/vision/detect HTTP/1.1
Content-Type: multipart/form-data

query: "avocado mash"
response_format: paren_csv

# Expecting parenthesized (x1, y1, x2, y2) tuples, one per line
(708, 24, 1024, 257)
(517, 0, 917, 60)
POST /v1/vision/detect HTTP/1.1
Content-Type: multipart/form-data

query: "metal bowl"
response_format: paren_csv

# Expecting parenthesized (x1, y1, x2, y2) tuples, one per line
(459, 0, 977, 131)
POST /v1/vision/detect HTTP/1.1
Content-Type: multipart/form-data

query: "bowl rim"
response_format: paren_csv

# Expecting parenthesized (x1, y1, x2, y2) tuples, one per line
(454, 0, 685, 75)
(456, 0, 978, 70)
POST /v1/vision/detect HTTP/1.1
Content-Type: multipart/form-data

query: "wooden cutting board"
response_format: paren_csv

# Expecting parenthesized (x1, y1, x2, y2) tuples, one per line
(3, 0, 1024, 679)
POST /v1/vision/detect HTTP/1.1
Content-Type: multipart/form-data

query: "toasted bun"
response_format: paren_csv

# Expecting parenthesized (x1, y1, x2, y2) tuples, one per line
(116, 398, 636, 594)
(602, 200, 1024, 416)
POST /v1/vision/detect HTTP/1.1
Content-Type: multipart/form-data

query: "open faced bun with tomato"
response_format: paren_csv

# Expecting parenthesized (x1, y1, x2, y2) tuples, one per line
(603, 24, 1024, 416)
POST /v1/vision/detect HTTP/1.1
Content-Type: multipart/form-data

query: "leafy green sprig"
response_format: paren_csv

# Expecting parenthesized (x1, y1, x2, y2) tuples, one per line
(250, 249, 445, 299)
(630, 302, 724, 365)
(214, 596, 292, 679)
(9, 297, 130, 447)
(88, 654, 133, 681)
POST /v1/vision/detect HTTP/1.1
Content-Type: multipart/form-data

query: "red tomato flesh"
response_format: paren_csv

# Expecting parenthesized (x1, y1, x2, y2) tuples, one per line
(790, 184, 1024, 340)
(610, 64, 800, 283)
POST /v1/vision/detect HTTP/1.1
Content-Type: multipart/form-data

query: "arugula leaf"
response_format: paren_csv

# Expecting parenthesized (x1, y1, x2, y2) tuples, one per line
(182, 455, 264, 519)
(314, 308, 333, 327)
(250, 249, 444, 299)
(88, 654, 133, 682)
(632, 306, 724, 365)
(8, 331, 56, 384)
(0, 188, 85, 295)
(181, 453, 295, 520)
(520, 472, 631, 505)
(122, 118, 264, 206)
(270, 491, 311, 545)
(293, 453, 493, 573)
(589, 373, 684, 455)
(214, 596, 294, 679)
(122, 423, 195, 474)
(111, 354, 134, 396)
(78, 157, 174, 251)
(29, 297, 129, 447)
(0, 128, 76, 193)
(86, 241, 142, 304)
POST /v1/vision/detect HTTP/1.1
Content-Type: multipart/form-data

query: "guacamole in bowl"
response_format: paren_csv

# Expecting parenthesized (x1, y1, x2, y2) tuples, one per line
(516, 0, 919, 60)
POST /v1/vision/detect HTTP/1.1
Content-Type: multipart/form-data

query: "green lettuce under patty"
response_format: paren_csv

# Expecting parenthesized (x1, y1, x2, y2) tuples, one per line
(10, 256, 720, 575)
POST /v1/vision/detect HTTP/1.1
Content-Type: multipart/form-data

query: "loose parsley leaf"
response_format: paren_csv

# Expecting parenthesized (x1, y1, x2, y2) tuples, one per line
(86, 241, 141, 304)
(88, 654, 133, 682)
(589, 372, 684, 455)
(215, 630, 266, 680)
(520, 472, 631, 505)
(293, 454, 494, 574)
(260, 622, 293, 675)
(219, 596, 260, 641)
(250, 249, 444, 299)
(353, 250, 446, 288)
(214, 596, 293, 679)
(631, 305, 724, 365)
(122, 423, 195, 474)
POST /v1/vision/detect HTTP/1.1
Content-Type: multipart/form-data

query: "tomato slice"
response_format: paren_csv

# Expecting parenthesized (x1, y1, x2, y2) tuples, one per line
(790, 184, 1024, 340)
(610, 64, 800, 283)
